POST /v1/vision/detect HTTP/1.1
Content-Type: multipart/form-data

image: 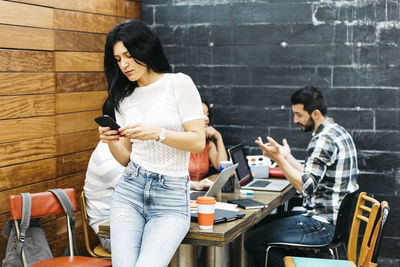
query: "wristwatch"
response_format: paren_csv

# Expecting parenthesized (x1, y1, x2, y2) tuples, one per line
(157, 128, 166, 143)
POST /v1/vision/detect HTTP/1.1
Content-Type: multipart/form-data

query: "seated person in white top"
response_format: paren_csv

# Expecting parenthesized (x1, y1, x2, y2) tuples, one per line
(83, 98, 125, 253)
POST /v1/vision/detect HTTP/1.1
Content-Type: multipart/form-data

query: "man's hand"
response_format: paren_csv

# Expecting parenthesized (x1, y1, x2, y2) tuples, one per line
(280, 138, 291, 159)
(255, 136, 288, 163)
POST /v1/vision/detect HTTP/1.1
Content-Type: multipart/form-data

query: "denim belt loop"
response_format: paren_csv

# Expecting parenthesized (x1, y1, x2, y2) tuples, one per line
(133, 164, 139, 178)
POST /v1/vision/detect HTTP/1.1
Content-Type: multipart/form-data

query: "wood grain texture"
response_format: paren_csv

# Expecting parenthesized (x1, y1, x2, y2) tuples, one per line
(0, 73, 55, 96)
(0, 1, 53, 28)
(0, 50, 53, 72)
(56, 110, 102, 135)
(56, 130, 99, 155)
(54, 9, 124, 34)
(53, 0, 126, 17)
(56, 150, 93, 176)
(0, 25, 54, 51)
(55, 31, 106, 52)
(56, 73, 107, 93)
(0, 136, 56, 168)
(6, 0, 55, 8)
(0, 95, 55, 119)
(56, 91, 107, 113)
(0, 116, 55, 143)
(55, 52, 104, 72)
(0, 0, 143, 260)
(126, 1, 142, 19)
(50, 230, 87, 257)
(0, 158, 57, 191)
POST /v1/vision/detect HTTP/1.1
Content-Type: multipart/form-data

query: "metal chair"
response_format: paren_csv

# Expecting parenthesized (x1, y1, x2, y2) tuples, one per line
(9, 188, 112, 267)
(265, 191, 357, 266)
(283, 192, 385, 267)
(80, 191, 112, 259)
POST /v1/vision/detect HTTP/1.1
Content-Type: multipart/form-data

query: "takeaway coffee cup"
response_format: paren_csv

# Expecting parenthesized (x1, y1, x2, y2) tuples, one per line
(196, 196, 216, 230)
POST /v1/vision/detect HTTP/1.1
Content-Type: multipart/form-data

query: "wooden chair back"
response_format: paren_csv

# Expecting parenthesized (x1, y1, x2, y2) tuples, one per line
(80, 191, 111, 259)
(347, 192, 380, 266)
(361, 201, 390, 267)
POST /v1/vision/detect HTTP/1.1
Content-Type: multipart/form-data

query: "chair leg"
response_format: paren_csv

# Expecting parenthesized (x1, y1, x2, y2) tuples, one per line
(328, 248, 335, 259)
(342, 243, 347, 258)
(265, 246, 272, 267)
(334, 247, 339, 259)
(66, 216, 74, 256)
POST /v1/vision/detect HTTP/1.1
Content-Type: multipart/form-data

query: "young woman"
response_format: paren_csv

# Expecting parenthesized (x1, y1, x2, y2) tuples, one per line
(189, 102, 228, 182)
(99, 19, 205, 267)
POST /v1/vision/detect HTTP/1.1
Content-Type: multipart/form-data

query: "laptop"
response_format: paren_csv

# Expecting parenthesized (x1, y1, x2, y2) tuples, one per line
(229, 144, 290, 192)
(190, 163, 238, 201)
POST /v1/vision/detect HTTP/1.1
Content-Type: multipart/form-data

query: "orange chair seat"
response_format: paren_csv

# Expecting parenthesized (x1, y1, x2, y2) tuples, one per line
(30, 256, 112, 267)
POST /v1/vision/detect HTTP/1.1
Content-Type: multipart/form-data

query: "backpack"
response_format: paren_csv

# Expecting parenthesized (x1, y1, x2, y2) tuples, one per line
(2, 189, 78, 267)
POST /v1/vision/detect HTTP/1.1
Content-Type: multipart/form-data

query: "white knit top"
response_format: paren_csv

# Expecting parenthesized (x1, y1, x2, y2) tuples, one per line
(115, 73, 203, 177)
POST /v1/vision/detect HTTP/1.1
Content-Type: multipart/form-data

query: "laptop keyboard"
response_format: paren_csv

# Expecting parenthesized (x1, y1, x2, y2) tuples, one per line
(249, 180, 272, 188)
(190, 191, 206, 200)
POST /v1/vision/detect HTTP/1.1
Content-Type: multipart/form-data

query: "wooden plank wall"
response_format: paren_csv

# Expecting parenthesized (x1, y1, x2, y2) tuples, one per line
(0, 0, 141, 258)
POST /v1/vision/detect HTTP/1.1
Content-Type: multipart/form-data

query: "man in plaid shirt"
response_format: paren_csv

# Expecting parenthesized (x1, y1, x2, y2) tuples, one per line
(245, 86, 359, 267)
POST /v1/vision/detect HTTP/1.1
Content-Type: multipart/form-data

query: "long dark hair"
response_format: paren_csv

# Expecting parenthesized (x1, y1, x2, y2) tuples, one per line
(102, 97, 116, 120)
(104, 19, 171, 111)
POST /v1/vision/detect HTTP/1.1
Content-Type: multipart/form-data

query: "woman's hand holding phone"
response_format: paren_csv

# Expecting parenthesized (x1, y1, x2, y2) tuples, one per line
(95, 115, 123, 143)
(98, 126, 121, 143)
(119, 123, 161, 141)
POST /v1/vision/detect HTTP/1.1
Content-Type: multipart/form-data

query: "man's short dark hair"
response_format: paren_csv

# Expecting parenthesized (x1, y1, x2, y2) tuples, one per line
(291, 86, 327, 116)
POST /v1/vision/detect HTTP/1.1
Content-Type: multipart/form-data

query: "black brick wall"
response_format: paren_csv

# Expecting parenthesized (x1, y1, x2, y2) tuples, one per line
(142, 0, 400, 264)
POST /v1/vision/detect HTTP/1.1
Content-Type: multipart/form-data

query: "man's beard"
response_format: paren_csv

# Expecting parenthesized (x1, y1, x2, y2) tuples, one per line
(298, 117, 315, 132)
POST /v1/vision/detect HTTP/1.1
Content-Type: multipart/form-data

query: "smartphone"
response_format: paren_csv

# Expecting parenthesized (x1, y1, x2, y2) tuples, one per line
(94, 115, 121, 132)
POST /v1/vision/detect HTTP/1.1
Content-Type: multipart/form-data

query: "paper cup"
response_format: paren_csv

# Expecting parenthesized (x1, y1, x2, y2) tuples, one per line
(196, 196, 216, 230)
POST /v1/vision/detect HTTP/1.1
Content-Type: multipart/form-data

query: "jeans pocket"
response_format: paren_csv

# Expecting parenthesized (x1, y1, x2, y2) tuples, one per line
(159, 176, 188, 191)
(122, 163, 138, 181)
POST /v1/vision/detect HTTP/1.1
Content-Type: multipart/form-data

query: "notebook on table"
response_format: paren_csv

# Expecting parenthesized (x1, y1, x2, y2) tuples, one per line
(189, 163, 238, 201)
(228, 144, 290, 192)
(227, 198, 267, 210)
(191, 209, 245, 224)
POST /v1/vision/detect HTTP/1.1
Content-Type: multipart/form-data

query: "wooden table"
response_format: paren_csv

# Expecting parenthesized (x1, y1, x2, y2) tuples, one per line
(98, 183, 295, 267)
(169, 184, 295, 267)
(184, 185, 295, 247)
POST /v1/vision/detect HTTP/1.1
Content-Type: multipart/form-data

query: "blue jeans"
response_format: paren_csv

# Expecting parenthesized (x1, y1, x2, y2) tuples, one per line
(244, 211, 335, 267)
(110, 161, 190, 267)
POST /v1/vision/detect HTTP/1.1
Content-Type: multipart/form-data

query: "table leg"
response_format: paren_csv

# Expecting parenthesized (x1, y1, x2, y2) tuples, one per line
(204, 245, 230, 267)
(179, 244, 196, 267)
(230, 234, 247, 267)
(168, 244, 196, 267)
(168, 248, 179, 267)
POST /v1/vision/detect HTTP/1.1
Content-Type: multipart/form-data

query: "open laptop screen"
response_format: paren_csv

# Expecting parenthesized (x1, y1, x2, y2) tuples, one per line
(229, 144, 252, 186)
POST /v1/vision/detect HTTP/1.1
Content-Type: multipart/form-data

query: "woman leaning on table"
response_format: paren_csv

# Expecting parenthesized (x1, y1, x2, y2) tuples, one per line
(99, 19, 205, 267)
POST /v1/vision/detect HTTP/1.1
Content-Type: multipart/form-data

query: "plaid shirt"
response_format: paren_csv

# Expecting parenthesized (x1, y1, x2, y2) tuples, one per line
(301, 118, 359, 225)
